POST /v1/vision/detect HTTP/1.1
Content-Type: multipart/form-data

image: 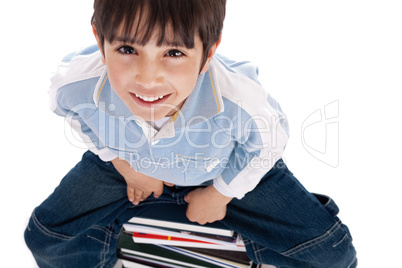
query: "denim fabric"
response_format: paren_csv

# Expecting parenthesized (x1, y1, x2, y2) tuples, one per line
(222, 160, 357, 267)
(25, 151, 357, 267)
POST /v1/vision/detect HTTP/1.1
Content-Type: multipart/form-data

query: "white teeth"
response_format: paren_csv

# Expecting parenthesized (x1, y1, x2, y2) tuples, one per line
(135, 94, 165, 102)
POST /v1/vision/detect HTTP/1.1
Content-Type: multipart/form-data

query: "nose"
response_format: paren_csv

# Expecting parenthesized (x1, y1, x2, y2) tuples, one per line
(134, 58, 162, 88)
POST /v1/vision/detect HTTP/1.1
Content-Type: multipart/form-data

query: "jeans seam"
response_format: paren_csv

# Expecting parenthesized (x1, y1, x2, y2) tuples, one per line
(128, 199, 178, 208)
(90, 225, 120, 238)
(87, 225, 120, 246)
(281, 220, 342, 257)
(254, 242, 263, 264)
(92, 225, 113, 268)
(101, 229, 111, 268)
(332, 233, 348, 248)
(244, 237, 264, 264)
(347, 257, 358, 268)
(86, 234, 109, 245)
(31, 211, 73, 241)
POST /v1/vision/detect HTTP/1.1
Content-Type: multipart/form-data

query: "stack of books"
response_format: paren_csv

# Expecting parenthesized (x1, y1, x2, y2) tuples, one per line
(117, 205, 257, 268)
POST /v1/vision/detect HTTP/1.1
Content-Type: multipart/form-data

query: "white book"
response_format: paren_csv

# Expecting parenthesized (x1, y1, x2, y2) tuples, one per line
(123, 224, 241, 246)
(121, 259, 154, 268)
(128, 216, 234, 237)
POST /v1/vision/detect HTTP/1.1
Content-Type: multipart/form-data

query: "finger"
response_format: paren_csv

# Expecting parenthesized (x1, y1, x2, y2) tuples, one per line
(164, 182, 175, 187)
(127, 186, 135, 203)
(184, 190, 194, 203)
(133, 189, 144, 205)
(186, 208, 195, 222)
(186, 210, 205, 225)
(153, 185, 164, 199)
(141, 191, 151, 201)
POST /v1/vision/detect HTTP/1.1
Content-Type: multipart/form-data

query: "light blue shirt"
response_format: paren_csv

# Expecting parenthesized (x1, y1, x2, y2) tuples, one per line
(50, 45, 289, 198)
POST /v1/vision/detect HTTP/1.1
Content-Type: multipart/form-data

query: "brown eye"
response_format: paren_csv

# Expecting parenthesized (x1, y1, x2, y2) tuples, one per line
(118, 46, 136, 54)
(165, 50, 184, 57)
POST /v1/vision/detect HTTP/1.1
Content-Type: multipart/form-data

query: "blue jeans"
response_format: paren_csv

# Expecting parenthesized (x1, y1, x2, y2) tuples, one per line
(25, 151, 357, 267)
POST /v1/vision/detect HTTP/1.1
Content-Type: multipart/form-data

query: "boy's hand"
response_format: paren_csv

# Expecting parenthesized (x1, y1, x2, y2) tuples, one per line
(125, 174, 164, 205)
(184, 186, 233, 225)
(112, 158, 170, 205)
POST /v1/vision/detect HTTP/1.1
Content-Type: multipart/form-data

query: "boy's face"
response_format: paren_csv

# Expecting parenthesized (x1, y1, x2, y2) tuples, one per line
(94, 25, 219, 122)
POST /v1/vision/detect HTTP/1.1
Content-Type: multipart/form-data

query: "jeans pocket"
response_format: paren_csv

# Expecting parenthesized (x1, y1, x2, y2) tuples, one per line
(86, 225, 120, 245)
(281, 221, 357, 267)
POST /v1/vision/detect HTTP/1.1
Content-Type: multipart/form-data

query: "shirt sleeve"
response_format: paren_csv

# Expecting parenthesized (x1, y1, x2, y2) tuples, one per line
(52, 98, 117, 162)
(48, 48, 117, 162)
(212, 112, 289, 199)
(49, 77, 117, 162)
(209, 56, 290, 199)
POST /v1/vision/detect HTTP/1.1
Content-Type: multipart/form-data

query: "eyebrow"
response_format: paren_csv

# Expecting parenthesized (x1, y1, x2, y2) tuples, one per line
(112, 36, 138, 44)
(112, 36, 189, 48)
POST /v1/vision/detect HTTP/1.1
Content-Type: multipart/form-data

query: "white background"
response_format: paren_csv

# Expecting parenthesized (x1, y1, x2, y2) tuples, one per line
(1, 0, 401, 266)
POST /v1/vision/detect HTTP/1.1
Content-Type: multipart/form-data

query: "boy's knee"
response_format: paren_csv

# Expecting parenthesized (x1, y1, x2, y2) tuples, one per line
(25, 214, 38, 248)
(24, 214, 48, 257)
(24, 220, 33, 250)
(24, 216, 43, 261)
(24, 212, 71, 261)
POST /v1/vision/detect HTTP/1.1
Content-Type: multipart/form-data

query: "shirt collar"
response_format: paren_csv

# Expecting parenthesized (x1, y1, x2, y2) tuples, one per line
(94, 69, 134, 119)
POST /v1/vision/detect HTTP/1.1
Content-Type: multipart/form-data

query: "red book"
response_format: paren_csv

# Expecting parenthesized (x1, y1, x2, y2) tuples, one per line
(126, 224, 245, 251)
(133, 232, 217, 245)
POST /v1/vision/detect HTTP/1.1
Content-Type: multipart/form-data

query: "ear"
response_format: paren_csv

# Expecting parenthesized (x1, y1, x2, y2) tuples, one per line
(200, 34, 222, 74)
(92, 24, 106, 64)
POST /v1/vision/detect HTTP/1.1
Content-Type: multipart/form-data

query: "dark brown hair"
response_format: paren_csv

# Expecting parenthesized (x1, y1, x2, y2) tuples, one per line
(92, 0, 226, 69)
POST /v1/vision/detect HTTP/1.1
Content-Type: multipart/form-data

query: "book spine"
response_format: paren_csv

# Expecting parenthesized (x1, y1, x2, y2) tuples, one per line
(133, 232, 216, 245)
(128, 218, 234, 237)
(124, 224, 239, 246)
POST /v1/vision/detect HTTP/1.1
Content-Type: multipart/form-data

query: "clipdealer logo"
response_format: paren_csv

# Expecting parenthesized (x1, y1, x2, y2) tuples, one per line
(301, 100, 339, 168)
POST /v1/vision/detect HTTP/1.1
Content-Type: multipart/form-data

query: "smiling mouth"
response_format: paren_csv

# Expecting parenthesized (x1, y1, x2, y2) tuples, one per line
(134, 93, 165, 102)
(130, 92, 170, 107)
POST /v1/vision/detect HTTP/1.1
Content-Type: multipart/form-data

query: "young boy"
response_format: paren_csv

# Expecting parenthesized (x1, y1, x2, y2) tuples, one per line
(25, 0, 357, 267)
